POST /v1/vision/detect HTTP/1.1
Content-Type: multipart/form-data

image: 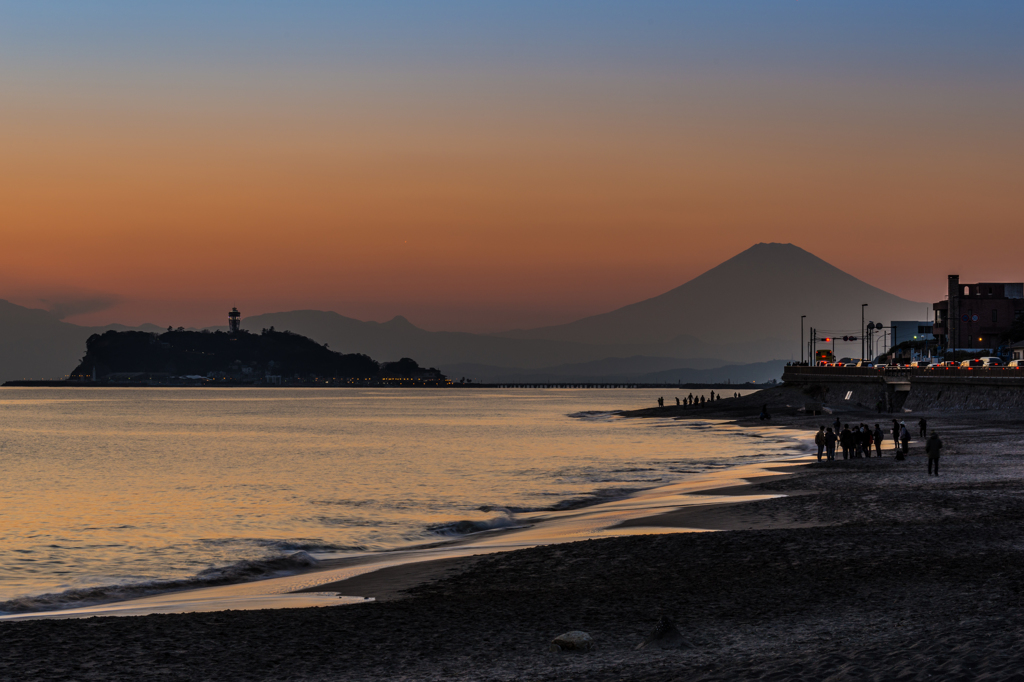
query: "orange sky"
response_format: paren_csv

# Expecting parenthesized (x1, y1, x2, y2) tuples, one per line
(3, 5, 1023, 331)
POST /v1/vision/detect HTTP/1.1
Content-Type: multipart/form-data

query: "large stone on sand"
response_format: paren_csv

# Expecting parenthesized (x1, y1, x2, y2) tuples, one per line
(549, 630, 594, 653)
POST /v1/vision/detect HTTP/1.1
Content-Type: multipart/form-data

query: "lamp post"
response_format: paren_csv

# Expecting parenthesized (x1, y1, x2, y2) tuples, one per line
(801, 315, 806, 365)
(861, 304, 868, 361)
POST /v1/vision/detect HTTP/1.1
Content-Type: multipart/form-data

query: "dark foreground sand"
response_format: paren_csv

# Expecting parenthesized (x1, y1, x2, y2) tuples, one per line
(6, 407, 1024, 681)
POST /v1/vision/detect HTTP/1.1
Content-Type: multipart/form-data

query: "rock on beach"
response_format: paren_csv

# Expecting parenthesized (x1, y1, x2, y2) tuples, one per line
(550, 630, 594, 652)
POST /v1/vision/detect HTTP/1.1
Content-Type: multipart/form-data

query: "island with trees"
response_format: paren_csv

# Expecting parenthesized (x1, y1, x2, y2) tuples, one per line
(57, 328, 448, 387)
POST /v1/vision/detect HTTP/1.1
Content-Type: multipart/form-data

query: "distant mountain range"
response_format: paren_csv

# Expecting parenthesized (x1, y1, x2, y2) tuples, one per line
(0, 243, 929, 383)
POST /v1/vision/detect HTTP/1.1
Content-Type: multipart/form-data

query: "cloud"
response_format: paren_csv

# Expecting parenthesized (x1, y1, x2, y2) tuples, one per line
(43, 294, 122, 320)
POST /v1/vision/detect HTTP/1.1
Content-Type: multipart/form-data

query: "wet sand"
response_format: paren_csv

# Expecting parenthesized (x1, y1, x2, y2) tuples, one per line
(5, 403, 1024, 680)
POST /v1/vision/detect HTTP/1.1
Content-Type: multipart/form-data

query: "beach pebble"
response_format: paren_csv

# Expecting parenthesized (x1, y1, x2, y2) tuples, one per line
(636, 616, 693, 650)
(549, 630, 594, 653)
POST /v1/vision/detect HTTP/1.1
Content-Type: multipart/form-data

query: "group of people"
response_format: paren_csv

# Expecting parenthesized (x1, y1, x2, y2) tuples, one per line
(813, 416, 944, 474)
(814, 422, 884, 461)
(658, 392, 727, 409)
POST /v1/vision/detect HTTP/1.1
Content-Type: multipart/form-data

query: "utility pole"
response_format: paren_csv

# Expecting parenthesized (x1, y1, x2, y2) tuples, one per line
(861, 304, 868, 361)
(801, 316, 806, 364)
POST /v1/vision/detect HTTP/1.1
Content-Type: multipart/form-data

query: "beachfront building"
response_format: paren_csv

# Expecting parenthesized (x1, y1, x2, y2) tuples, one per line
(890, 321, 935, 346)
(933, 275, 1024, 351)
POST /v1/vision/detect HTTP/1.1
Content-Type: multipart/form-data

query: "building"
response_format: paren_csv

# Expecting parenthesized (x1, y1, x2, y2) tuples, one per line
(933, 276, 1024, 350)
(890, 321, 934, 347)
(228, 307, 241, 334)
(1012, 340, 1024, 362)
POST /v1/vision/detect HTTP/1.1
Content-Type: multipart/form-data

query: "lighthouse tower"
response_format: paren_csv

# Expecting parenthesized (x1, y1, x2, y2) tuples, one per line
(228, 307, 241, 334)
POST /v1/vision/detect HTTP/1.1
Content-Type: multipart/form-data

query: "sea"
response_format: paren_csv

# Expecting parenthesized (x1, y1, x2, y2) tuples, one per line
(0, 387, 808, 616)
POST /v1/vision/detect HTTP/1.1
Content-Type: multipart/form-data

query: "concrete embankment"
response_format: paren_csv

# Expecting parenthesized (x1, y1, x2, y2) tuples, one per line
(782, 367, 1024, 413)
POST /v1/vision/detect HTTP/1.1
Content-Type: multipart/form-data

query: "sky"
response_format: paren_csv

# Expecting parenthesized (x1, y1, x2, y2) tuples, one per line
(2, 2, 1022, 332)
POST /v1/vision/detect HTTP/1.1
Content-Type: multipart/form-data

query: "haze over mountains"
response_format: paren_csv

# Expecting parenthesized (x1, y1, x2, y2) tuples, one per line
(0, 244, 928, 383)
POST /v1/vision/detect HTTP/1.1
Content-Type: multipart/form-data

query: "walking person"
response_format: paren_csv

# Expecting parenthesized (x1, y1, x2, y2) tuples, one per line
(873, 424, 884, 457)
(825, 427, 838, 461)
(926, 432, 943, 475)
(815, 426, 826, 462)
(919, 418, 927, 438)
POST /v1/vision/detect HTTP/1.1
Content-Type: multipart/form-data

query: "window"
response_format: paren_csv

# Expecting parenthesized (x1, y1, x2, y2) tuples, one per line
(993, 309, 998, 324)
(965, 286, 970, 296)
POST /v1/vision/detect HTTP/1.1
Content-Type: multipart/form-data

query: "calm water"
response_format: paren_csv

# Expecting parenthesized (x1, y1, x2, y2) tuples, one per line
(0, 387, 798, 612)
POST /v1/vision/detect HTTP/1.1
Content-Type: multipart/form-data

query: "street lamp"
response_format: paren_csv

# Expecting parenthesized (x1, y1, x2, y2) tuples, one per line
(801, 315, 806, 365)
(866, 322, 875, 361)
(861, 304, 868, 361)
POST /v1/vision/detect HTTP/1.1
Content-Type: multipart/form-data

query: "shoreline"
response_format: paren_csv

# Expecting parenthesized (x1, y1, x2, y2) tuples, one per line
(0, 420, 814, 620)
(4, 409, 1024, 679)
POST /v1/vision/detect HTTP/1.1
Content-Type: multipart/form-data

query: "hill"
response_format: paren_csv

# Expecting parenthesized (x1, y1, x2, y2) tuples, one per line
(68, 328, 383, 382)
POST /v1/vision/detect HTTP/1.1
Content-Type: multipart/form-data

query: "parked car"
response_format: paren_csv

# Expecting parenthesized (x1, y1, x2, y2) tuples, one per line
(960, 359, 985, 368)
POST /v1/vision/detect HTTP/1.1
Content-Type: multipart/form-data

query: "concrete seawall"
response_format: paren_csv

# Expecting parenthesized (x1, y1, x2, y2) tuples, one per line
(782, 367, 1024, 412)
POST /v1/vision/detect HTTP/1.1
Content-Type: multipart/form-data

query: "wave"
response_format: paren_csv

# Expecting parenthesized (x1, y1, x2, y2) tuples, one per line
(567, 410, 623, 420)
(0, 551, 320, 615)
(428, 517, 529, 537)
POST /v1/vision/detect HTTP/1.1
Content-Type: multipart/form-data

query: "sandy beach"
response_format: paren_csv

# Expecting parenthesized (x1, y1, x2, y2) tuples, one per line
(5, 398, 1024, 681)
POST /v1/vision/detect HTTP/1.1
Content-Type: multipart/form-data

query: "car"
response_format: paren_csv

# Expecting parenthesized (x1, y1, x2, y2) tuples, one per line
(909, 361, 932, 367)
(933, 361, 958, 368)
(960, 359, 984, 368)
(1009, 360, 1024, 368)
(855, 361, 875, 368)
(978, 356, 1003, 367)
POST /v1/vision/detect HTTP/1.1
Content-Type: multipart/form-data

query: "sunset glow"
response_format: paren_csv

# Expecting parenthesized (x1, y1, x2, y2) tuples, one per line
(3, 2, 1022, 330)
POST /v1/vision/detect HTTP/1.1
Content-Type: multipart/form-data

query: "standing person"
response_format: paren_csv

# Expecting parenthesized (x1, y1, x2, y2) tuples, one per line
(688, 393, 694, 405)
(900, 421, 910, 455)
(834, 416, 842, 435)
(892, 419, 900, 450)
(840, 424, 852, 460)
(710, 390, 715, 401)
(919, 418, 928, 438)
(815, 426, 826, 462)
(825, 427, 838, 461)
(926, 432, 943, 475)
(861, 425, 871, 458)
(675, 397, 680, 406)
(658, 396, 664, 408)
(759, 404, 770, 420)
(873, 424, 884, 457)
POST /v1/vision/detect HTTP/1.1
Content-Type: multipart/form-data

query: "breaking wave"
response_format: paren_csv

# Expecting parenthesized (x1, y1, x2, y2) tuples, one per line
(0, 551, 320, 615)
(567, 410, 623, 420)
(427, 513, 529, 537)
